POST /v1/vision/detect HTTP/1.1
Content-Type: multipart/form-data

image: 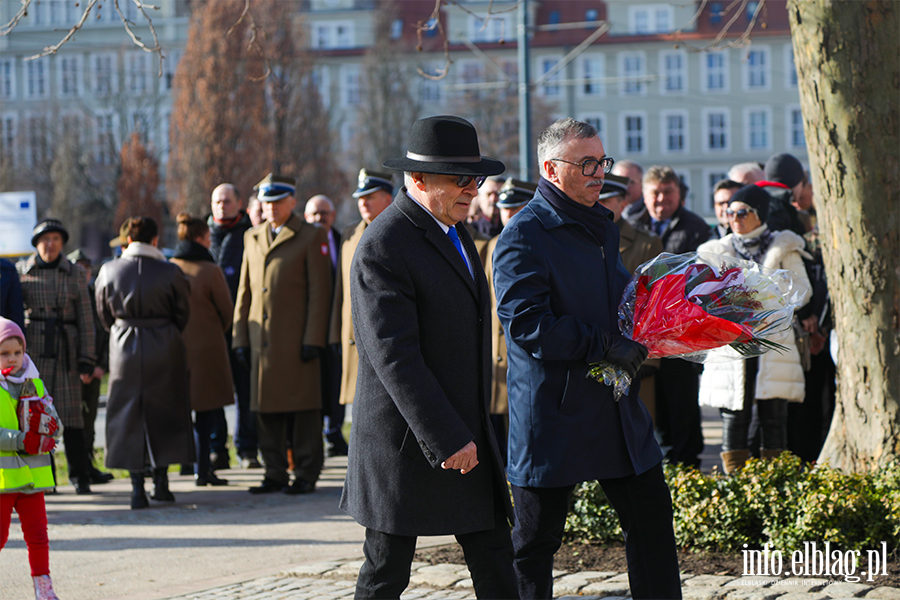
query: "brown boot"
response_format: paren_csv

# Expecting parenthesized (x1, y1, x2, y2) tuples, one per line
(720, 449, 750, 474)
(761, 449, 786, 460)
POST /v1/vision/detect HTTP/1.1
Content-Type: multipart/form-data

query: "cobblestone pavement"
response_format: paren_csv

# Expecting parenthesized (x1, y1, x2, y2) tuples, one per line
(164, 557, 900, 600)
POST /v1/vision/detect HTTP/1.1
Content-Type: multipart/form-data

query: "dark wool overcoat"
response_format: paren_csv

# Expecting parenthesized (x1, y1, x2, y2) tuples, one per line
(492, 186, 663, 488)
(18, 256, 95, 428)
(339, 189, 512, 537)
(94, 244, 195, 471)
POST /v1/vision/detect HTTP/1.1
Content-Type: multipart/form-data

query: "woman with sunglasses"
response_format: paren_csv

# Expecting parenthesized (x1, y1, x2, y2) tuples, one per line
(696, 185, 812, 475)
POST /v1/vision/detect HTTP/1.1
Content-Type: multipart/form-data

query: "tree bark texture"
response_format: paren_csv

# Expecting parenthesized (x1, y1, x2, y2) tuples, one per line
(788, 0, 899, 471)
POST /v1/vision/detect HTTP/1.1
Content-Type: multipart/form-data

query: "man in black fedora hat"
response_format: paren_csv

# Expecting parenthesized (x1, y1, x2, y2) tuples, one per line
(340, 116, 518, 599)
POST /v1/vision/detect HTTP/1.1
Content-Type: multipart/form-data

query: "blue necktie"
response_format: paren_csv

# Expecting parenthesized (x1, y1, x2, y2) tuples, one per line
(447, 226, 471, 276)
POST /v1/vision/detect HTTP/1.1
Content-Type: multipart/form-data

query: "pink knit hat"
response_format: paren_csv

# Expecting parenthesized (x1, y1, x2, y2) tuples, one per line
(0, 317, 25, 351)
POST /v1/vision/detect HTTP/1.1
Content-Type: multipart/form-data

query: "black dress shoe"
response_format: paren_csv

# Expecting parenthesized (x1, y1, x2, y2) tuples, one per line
(209, 452, 231, 472)
(283, 478, 315, 495)
(89, 468, 115, 484)
(248, 477, 286, 494)
(196, 472, 229, 487)
(73, 478, 92, 495)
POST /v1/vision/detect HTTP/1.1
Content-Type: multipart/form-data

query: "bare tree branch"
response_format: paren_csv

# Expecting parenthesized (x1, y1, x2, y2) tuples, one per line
(113, 0, 164, 76)
(28, 0, 100, 59)
(0, 0, 31, 37)
(227, 0, 271, 81)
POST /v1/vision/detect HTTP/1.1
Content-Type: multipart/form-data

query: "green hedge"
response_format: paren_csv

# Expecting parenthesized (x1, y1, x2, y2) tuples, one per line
(565, 453, 900, 553)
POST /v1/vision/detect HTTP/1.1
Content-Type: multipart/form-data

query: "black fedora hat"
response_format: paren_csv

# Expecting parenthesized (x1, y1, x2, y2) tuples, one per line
(383, 115, 505, 177)
(31, 219, 69, 247)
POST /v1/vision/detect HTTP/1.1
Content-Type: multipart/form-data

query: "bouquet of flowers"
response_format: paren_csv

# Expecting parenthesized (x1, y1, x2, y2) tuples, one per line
(590, 252, 809, 400)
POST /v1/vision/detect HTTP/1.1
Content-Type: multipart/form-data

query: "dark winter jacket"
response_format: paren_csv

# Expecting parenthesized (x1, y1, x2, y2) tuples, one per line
(208, 212, 252, 302)
(626, 204, 711, 254)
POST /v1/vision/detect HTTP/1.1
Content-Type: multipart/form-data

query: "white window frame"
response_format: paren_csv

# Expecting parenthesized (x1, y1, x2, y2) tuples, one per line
(311, 65, 331, 107)
(125, 51, 152, 96)
(0, 58, 15, 100)
(537, 55, 562, 97)
(744, 106, 772, 152)
(1, 112, 18, 165)
(787, 105, 806, 150)
(163, 50, 182, 91)
(660, 109, 689, 154)
(577, 54, 606, 98)
(618, 51, 647, 97)
(24, 111, 50, 166)
(578, 112, 607, 141)
(57, 54, 83, 98)
(312, 21, 355, 49)
(659, 49, 686, 95)
(340, 64, 361, 107)
(94, 110, 120, 165)
(701, 49, 729, 94)
(702, 107, 731, 153)
(59, 110, 85, 147)
(703, 168, 730, 216)
(469, 14, 511, 43)
(25, 57, 49, 99)
(628, 4, 674, 34)
(742, 45, 771, 91)
(784, 43, 798, 89)
(91, 52, 118, 95)
(620, 111, 648, 156)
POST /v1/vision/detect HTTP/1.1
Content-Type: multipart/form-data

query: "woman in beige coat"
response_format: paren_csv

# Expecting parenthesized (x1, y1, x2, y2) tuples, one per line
(170, 214, 235, 486)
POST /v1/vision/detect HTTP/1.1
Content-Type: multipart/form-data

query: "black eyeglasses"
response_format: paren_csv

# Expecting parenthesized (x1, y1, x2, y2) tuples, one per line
(551, 156, 615, 176)
(455, 175, 488, 189)
(725, 208, 758, 219)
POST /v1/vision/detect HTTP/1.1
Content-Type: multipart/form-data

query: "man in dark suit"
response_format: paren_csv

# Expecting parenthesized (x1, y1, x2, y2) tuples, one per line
(340, 116, 518, 600)
(493, 118, 681, 600)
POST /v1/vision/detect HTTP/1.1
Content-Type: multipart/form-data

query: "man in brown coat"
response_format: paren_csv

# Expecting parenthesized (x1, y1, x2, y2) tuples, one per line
(329, 168, 394, 409)
(233, 174, 333, 495)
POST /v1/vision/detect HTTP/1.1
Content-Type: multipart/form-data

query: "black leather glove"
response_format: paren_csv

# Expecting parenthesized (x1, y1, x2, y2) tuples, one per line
(235, 347, 251, 371)
(604, 337, 649, 379)
(328, 343, 341, 359)
(301, 345, 322, 363)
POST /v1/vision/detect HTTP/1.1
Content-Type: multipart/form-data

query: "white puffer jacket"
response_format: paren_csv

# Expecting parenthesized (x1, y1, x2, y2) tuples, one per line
(698, 228, 812, 409)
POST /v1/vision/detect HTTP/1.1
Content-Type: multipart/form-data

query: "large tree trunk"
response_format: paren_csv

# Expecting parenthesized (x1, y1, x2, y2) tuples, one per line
(788, 0, 899, 471)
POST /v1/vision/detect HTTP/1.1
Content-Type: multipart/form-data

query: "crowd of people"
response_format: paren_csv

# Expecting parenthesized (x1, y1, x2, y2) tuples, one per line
(0, 113, 836, 600)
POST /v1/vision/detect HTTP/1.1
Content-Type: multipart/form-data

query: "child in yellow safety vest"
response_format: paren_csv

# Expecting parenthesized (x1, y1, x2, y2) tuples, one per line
(0, 316, 64, 600)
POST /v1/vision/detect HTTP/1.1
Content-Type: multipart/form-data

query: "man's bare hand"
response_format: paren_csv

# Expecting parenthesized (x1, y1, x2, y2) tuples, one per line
(801, 316, 818, 334)
(441, 441, 478, 474)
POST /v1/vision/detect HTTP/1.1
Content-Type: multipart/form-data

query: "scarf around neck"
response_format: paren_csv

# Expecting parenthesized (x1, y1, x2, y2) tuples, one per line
(172, 240, 214, 262)
(731, 224, 773, 264)
(538, 178, 610, 246)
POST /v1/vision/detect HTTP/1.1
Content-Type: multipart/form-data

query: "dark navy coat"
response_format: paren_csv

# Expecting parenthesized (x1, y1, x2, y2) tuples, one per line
(492, 185, 662, 488)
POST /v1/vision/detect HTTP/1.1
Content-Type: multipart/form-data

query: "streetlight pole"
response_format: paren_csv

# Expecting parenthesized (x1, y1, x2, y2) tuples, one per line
(517, 0, 533, 180)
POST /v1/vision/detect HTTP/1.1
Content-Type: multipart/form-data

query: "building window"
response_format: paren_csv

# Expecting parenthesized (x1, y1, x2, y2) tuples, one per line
(0, 59, 15, 100)
(341, 65, 361, 106)
(747, 1, 760, 21)
(704, 169, 729, 214)
(789, 107, 806, 149)
(92, 53, 117, 95)
(630, 5, 673, 34)
(662, 110, 688, 153)
(313, 21, 355, 49)
(586, 9, 599, 22)
(95, 112, 118, 165)
(26, 58, 48, 99)
(549, 11, 560, 25)
(703, 109, 730, 151)
(579, 54, 605, 96)
(785, 45, 798, 88)
(470, 14, 510, 43)
(703, 50, 728, 92)
(621, 112, 647, 154)
(710, 2, 724, 24)
(744, 47, 770, 90)
(419, 63, 442, 103)
(660, 50, 685, 94)
(579, 113, 605, 140)
(131, 111, 151, 143)
(58, 55, 82, 97)
(1, 113, 17, 165)
(746, 107, 771, 150)
(27, 114, 49, 166)
(126, 51, 151, 95)
(391, 19, 403, 40)
(311, 66, 330, 106)
(539, 56, 561, 97)
(163, 51, 182, 91)
(620, 52, 646, 96)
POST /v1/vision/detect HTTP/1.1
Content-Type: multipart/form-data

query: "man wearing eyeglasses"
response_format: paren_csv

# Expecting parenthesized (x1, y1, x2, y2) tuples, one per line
(493, 118, 681, 600)
(340, 116, 518, 599)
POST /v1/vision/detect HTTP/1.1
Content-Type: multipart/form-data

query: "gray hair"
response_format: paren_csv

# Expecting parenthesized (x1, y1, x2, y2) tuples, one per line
(537, 118, 598, 177)
(727, 162, 765, 184)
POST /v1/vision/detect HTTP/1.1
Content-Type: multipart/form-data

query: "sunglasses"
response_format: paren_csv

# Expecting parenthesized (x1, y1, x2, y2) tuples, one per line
(456, 175, 488, 189)
(725, 208, 758, 219)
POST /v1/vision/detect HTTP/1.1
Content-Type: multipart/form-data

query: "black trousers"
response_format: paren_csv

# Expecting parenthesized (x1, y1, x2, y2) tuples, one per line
(655, 358, 704, 467)
(511, 462, 681, 600)
(255, 410, 323, 486)
(355, 507, 518, 599)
